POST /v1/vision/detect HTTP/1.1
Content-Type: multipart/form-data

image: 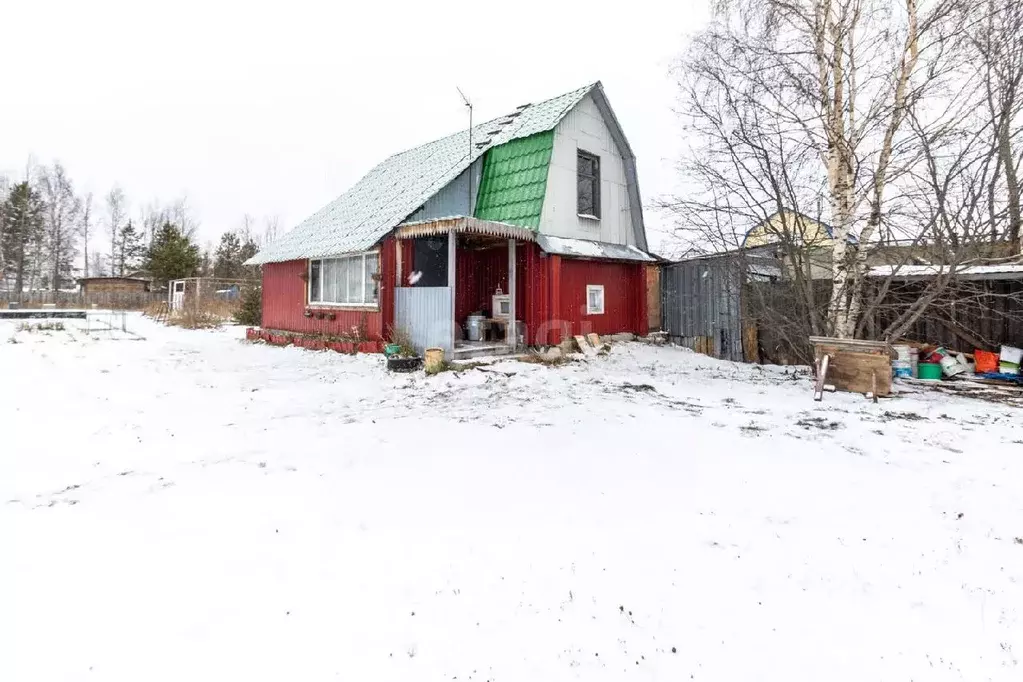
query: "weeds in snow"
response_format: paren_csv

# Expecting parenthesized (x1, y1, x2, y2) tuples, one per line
(16, 321, 65, 332)
(167, 304, 227, 330)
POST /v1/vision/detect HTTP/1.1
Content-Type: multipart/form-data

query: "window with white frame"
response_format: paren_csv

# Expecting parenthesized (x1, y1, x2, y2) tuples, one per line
(308, 252, 379, 306)
(586, 284, 605, 315)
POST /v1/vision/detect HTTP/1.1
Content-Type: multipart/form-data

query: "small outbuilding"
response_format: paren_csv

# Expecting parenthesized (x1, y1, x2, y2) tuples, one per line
(78, 276, 151, 295)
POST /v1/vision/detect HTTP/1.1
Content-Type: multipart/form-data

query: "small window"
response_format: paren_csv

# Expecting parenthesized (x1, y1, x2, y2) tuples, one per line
(586, 284, 604, 315)
(309, 261, 321, 302)
(577, 150, 601, 219)
(173, 281, 185, 293)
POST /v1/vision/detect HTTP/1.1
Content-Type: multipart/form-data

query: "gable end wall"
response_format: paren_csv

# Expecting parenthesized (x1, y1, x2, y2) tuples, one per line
(538, 94, 636, 247)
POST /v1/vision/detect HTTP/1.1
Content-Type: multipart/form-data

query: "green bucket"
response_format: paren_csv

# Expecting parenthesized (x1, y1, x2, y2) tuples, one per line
(918, 363, 942, 380)
(384, 343, 402, 357)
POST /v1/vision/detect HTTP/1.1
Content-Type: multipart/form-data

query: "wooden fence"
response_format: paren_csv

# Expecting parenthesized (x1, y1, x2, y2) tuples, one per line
(0, 291, 166, 310)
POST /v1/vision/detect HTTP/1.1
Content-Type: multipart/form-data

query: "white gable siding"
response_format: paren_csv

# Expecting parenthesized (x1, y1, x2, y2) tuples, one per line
(538, 94, 634, 246)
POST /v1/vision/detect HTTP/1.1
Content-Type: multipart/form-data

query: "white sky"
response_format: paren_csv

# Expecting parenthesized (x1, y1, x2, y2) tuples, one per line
(1, 0, 710, 255)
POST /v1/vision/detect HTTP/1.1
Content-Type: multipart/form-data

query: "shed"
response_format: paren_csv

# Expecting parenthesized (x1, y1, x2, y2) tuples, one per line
(661, 255, 745, 362)
(78, 277, 151, 295)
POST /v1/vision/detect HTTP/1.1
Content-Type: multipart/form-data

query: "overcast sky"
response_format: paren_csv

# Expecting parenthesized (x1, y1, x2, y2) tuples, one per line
(1, 0, 710, 255)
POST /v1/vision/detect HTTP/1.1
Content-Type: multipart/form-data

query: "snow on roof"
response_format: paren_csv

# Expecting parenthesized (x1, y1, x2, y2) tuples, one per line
(537, 235, 656, 262)
(248, 83, 599, 265)
(868, 263, 1023, 279)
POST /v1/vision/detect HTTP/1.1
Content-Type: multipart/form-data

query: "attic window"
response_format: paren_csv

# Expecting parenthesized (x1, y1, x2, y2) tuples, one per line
(577, 150, 601, 219)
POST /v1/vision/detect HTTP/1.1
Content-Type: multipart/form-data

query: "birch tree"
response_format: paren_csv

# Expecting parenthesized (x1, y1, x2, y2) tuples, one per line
(971, 0, 1023, 249)
(105, 186, 127, 275)
(38, 163, 81, 290)
(80, 192, 93, 278)
(673, 0, 963, 338)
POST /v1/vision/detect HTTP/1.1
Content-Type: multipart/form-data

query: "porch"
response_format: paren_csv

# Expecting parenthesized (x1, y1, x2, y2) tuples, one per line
(390, 217, 536, 360)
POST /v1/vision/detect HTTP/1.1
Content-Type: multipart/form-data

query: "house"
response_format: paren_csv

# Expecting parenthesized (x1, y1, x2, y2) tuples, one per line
(78, 276, 151, 295)
(247, 82, 655, 358)
(742, 210, 837, 281)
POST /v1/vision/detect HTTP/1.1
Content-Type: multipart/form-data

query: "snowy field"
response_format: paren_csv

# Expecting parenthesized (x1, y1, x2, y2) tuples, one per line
(2, 315, 1022, 681)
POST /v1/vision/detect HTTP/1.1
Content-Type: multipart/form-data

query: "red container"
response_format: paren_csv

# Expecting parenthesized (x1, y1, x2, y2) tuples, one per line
(975, 350, 998, 373)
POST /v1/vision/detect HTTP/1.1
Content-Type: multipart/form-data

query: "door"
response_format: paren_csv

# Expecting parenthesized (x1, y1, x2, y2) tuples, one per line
(171, 280, 185, 311)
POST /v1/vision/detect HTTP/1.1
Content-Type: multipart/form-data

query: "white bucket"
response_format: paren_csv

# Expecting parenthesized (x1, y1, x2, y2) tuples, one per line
(1000, 345, 1022, 374)
(893, 345, 913, 378)
(940, 354, 965, 377)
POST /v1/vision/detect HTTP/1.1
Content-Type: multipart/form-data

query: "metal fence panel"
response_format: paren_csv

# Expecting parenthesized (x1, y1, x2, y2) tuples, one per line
(393, 287, 454, 356)
(661, 258, 744, 362)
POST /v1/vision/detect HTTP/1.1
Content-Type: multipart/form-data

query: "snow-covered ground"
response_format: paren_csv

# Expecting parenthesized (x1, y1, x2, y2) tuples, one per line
(2, 315, 1021, 681)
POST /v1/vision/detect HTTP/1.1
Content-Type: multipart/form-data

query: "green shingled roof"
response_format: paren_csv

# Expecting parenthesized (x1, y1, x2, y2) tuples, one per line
(474, 131, 553, 229)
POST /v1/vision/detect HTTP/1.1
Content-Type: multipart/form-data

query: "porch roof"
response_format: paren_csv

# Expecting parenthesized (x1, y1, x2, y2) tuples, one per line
(394, 216, 537, 242)
(536, 235, 657, 263)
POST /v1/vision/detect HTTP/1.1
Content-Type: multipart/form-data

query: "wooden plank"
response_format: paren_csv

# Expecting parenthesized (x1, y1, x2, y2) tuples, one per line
(814, 354, 830, 401)
(395, 238, 403, 287)
(508, 239, 517, 351)
(742, 322, 760, 363)
(586, 332, 601, 348)
(448, 230, 457, 354)
(573, 334, 597, 357)
(694, 336, 713, 356)
(813, 347, 892, 396)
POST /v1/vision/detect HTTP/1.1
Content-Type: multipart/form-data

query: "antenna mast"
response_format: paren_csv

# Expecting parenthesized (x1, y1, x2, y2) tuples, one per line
(457, 87, 473, 218)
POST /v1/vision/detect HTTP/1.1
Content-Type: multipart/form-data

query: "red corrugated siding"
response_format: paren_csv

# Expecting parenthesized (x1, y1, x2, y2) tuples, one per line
(453, 241, 535, 329)
(259, 244, 645, 347)
(262, 259, 385, 340)
(558, 258, 646, 338)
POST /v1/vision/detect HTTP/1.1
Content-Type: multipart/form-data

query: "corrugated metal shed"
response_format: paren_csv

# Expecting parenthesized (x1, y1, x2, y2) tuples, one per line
(248, 84, 597, 265)
(661, 256, 744, 362)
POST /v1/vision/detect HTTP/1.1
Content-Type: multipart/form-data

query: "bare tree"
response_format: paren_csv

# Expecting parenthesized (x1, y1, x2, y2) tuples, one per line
(80, 192, 93, 278)
(38, 162, 81, 290)
(168, 194, 200, 238)
(262, 214, 280, 247)
(89, 251, 107, 277)
(669, 0, 970, 343)
(139, 200, 169, 249)
(105, 186, 127, 275)
(971, 0, 1023, 248)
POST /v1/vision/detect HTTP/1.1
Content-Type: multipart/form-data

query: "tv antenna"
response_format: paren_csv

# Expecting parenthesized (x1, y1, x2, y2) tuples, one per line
(457, 87, 474, 217)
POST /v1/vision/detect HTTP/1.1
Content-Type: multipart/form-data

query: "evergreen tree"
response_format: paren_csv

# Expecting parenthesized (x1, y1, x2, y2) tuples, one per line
(1, 182, 46, 293)
(239, 238, 259, 279)
(213, 231, 242, 279)
(234, 284, 262, 326)
(146, 222, 200, 286)
(116, 219, 145, 275)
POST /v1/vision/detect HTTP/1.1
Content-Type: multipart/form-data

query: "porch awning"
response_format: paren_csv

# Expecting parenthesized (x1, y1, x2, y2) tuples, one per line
(395, 216, 537, 242)
(537, 235, 657, 262)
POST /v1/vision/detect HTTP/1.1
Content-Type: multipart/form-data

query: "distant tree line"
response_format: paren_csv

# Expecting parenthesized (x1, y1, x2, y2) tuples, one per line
(0, 163, 277, 294)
